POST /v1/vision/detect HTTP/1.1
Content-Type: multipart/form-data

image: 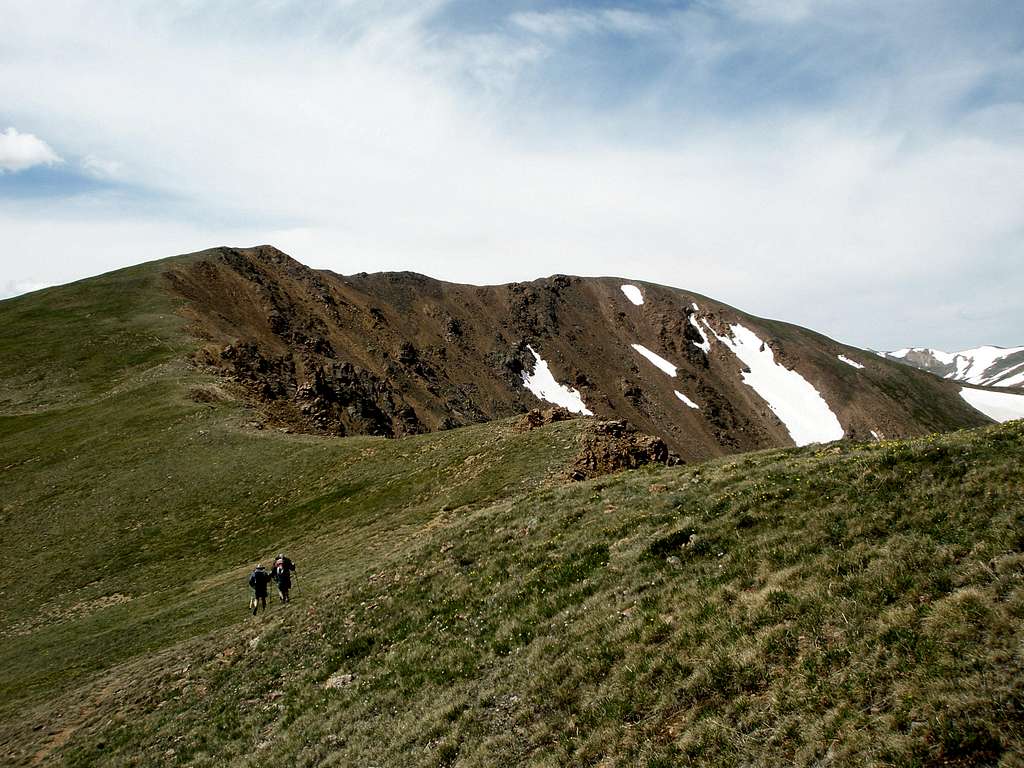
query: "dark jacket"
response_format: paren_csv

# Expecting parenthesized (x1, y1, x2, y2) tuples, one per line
(272, 557, 296, 585)
(249, 567, 271, 597)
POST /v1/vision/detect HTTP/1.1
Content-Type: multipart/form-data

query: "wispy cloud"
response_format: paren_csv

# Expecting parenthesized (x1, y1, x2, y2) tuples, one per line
(80, 154, 123, 180)
(0, 127, 62, 173)
(511, 8, 658, 39)
(0, 1, 1022, 348)
(717, 0, 827, 24)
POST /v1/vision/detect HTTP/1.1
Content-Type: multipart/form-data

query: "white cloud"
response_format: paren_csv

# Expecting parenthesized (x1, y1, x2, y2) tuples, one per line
(0, 127, 61, 173)
(510, 8, 658, 40)
(81, 154, 123, 179)
(0, 202, 248, 295)
(0, 2, 1021, 351)
(718, 0, 830, 24)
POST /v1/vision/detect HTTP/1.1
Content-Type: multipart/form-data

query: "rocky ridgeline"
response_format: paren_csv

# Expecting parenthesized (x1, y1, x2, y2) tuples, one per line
(167, 245, 990, 461)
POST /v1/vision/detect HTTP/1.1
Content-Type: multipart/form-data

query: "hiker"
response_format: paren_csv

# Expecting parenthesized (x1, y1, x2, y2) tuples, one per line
(272, 553, 296, 603)
(248, 563, 271, 615)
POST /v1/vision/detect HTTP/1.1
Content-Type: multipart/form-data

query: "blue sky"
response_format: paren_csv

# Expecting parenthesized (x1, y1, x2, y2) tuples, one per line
(1, 0, 1023, 349)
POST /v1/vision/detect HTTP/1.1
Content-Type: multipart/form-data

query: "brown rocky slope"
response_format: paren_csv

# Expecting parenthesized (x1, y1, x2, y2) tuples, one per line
(165, 245, 990, 462)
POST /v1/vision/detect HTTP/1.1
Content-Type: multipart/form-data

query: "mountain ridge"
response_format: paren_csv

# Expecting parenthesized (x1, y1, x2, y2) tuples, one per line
(879, 345, 1024, 389)
(163, 245, 990, 461)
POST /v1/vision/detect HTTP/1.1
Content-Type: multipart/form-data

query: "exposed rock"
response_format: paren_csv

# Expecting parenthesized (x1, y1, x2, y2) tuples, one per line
(296, 360, 424, 437)
(514, 407, 577, 433)
(567, 420, 679, 480)
(443, 315, 462, 342)
(324, 672, 355, 689)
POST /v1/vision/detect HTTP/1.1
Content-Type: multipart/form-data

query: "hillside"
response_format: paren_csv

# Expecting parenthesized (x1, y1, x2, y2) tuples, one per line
(880, 346, 1024, 390)
(1, 251, 1021, 766)
(166, 246, 989, 462)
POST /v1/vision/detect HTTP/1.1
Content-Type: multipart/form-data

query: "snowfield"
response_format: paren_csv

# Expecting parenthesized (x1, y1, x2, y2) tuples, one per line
(710, 323, 845, 446)
(631, 344, 678, 377)
(674, 390, 700, 409)
(521, 346, 593, 415)
(620, 285, 644, 305)
(837, 354, 864, 369)
(959, 387, 1024, 423)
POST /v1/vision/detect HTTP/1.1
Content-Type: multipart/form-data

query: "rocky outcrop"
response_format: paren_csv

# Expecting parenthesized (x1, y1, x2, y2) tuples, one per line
(296, 361, 424, 437)
(567, 420, 679, 481)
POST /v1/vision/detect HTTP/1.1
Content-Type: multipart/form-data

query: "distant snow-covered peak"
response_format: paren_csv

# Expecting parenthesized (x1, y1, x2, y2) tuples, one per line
(881, 344, 1024, 389)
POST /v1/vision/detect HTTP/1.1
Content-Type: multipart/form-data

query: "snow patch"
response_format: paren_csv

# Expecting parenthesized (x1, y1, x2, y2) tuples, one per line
(620, 285, 644, 305)
(631, 344, 677, 377)
(521, 346, 593, 415)
(837, 354, 864, 370)
(689, 314, 711, 354)
(674, 390, 699, 409)
(959, 387, 1024, 423)
(710, 324, 845, 446)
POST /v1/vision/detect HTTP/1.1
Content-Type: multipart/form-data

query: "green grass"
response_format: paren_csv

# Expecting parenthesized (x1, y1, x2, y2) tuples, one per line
(1, 261, 1021, 767)
(0, 257, 195, 412)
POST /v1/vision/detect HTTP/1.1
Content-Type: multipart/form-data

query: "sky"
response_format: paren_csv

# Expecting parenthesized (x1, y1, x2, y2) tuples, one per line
(1, 0, 1022, 351)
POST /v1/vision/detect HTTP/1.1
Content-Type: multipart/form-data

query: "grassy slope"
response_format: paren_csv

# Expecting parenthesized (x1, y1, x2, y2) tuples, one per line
(0, 262, 592, 761)
(1, 261, 1022, 767)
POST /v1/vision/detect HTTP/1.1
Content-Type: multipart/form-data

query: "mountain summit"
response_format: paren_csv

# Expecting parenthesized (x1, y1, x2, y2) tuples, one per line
(880, 346, 1024, 389)
(163, 245, 993, 461)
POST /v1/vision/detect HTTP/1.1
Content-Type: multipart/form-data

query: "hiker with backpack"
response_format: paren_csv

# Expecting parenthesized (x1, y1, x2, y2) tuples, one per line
(248, 563, 271, 615)
(272, 553, 296, 603)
